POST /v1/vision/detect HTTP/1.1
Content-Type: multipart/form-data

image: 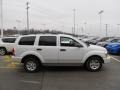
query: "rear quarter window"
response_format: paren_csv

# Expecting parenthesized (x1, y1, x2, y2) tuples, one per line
(19, 36, 36, 45)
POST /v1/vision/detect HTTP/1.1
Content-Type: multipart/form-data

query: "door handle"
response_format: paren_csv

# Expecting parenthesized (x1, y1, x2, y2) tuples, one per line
(36, 48, 42, 51)
(60, 49, 66, 51)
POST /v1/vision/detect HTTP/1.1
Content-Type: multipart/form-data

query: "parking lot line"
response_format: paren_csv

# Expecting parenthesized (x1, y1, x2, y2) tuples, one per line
(0, 67, 17, 69)
(111, 56, 120, 63)
(20, 80, 40, 84)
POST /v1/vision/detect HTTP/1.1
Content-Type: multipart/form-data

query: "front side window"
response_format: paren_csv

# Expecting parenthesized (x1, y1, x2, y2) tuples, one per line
(60, 37, 81, 47)
(19, 36, 36, 45)
(39, 36, 56, 46)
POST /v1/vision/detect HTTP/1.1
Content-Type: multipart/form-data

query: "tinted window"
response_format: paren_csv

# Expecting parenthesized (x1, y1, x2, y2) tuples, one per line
(60, 37, 80, 47)
(39, 36, 56, 46)
(2, 38, 16, 43)
(111, 39, 119, 42)
(19, 36, 36, 45)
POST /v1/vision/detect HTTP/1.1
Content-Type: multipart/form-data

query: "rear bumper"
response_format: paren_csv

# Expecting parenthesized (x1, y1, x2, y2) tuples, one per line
(103, 56, 111, 63)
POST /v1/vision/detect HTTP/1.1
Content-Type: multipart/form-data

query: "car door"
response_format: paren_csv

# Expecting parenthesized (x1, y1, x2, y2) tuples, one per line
(37, 36, 59, 63)
(59, 37, 84, 63)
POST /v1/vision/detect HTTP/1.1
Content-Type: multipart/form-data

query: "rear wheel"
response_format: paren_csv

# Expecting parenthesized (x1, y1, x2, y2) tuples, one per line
(24, 57, 41, 73)
(0, 48, 7, 56)
(85, 56, 102, 72)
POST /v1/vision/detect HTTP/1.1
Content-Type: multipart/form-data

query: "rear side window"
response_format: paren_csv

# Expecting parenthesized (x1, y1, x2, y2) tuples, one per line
(19, 36, 36, 45)
(39, 36, 56, 46)
(2, 38, 16, 43)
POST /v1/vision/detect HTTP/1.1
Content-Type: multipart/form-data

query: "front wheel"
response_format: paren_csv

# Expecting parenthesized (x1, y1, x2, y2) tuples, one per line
(85, 56, 102, 72)
(24, 57, 41, 73)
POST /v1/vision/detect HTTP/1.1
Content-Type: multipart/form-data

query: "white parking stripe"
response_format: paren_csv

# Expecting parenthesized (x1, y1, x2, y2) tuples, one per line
(111, 56, 120, 63)
(20, 80, 40, 84)
(0, 67, 17, 69)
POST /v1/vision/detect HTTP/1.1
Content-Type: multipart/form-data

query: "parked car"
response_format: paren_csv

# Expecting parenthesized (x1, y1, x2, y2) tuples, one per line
(91, 37, 111, 45)
(0, 37, 17, 56)
(97, 38, 120, 47)
(105, 42, 120, 55)
(85, 37, 99, 44)
(12, 34, 110, 72)
(0, 38, 2, 43)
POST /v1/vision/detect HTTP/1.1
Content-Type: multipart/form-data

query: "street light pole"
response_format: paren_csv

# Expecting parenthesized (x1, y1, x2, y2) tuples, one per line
(117, 24, 120, 31)
(42, 24, 46, 30)
(73, 9, 76, 35)
(0, 0, 3, 38)
(84, 22, 87, 33)
(16, 20, 21, 29)
(16, 20, 21, 35)
(105, 24, 108, 37)
(81, 27, 84, 35)
(98, 10, 104, 32)
(26, 2, 30, 31)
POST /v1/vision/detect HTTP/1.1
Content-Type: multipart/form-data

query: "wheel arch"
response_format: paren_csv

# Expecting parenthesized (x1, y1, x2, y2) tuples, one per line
(20, 51, 45, 63)
(0, 47, 6, 50)
(84, 55, 104, 64)
(21, 54, 43, 64)
(81, 51, 105, 64)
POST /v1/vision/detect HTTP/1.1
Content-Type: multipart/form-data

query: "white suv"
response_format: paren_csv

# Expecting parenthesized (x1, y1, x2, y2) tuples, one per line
(12, 34, 110, 72)
(0, 37, 17, 55)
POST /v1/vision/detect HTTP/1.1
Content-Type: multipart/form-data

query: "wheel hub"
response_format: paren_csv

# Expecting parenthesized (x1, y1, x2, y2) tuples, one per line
(90, 59, 100, 70)
(26, 61, 37, 71)
(0, 49, 5, 55)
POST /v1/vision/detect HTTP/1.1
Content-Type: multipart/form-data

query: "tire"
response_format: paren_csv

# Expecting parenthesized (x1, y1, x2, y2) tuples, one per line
(85, 56, 102, 72)
(0, 48, 7, 56)
(24, 57, 41, 73)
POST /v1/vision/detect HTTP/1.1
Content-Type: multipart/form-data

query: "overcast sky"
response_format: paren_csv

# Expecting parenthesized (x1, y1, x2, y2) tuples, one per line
(1, 0, 120, 36)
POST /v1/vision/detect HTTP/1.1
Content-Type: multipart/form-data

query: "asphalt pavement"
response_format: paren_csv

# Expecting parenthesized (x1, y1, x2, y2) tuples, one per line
(0, 55, 120, 90)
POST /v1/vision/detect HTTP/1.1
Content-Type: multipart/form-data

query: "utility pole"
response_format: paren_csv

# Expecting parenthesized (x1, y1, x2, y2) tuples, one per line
(72, 27, 73, 34)
(0, 0, 3, 38)
(117, 24, 120, 31)
(105, 24, 108, 37)
(117, 24, 120, 36)
(73, 9, 76, 35)
(26, 2, 30, 31)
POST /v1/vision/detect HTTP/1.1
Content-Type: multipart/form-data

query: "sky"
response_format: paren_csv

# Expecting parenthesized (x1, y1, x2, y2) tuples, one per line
(1, 0, 120, 36)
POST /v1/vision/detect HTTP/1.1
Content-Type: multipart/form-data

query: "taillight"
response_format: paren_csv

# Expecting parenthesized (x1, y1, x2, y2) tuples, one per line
(12, 48, 15, 56)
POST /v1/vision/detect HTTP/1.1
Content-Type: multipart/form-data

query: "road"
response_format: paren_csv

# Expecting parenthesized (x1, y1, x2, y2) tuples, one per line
(0, 55, 120, 90)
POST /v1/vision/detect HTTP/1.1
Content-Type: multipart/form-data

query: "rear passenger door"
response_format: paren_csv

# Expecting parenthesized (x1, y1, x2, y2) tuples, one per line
(37, 36, 58, 63)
